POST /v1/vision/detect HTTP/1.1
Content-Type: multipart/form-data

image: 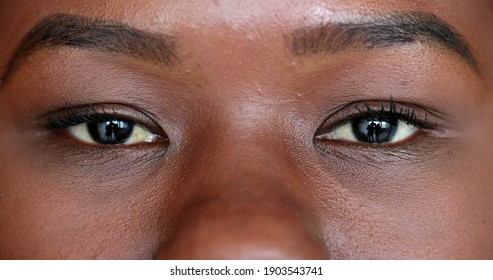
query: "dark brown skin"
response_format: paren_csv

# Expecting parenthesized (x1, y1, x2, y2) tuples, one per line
(0, 0, 492, 259)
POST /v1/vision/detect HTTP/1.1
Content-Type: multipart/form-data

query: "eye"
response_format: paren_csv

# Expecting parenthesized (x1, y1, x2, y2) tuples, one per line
(67, 120, 160, 146)
(42, 104, 168, 147)
(320, 117, 419, 144)
(315, 101, 442, 146)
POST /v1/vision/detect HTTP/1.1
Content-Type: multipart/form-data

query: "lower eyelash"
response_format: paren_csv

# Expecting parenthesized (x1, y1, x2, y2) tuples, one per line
(314, 131, 445, 167)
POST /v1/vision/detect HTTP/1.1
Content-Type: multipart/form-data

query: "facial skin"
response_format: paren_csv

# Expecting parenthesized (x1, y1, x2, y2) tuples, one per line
(0, 0, 492, 259)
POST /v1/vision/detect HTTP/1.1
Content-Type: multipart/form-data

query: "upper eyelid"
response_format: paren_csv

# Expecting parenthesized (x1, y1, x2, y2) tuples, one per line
(330, 100, 445, 119)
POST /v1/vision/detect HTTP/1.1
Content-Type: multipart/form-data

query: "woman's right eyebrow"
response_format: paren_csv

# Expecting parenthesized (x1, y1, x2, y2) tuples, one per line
(1, 13, 178, 86)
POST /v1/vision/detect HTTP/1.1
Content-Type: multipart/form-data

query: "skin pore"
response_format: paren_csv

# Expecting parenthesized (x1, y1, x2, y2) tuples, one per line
(0, 0, 492, 259)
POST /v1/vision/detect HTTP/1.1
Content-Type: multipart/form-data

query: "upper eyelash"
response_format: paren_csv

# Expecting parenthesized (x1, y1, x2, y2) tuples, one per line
(46, 108, 115, 129)
(353, 102, 424, 126)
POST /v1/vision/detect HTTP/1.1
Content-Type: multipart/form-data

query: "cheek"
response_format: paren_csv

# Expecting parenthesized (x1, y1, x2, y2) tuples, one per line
(306, 142, 493, 259)
(0, 128, 170, 259)
(0, 164, 162, 259)
(310, 179, 488, 259)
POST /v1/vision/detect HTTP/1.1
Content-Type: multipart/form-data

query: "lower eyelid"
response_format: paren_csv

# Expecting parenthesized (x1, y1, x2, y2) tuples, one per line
(40, 130, 170, 169)
(313, 130, 444, 166)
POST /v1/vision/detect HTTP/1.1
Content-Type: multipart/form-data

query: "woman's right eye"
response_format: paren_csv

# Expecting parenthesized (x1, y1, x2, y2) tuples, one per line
(67, 120, 161, 146)
(43, 104, 168, 147)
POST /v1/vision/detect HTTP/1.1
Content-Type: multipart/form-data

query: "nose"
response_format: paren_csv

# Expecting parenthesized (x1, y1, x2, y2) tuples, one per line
(151, 107, 329, 259)
(153, 140, 328, 259)
(154, 195, 328, 259)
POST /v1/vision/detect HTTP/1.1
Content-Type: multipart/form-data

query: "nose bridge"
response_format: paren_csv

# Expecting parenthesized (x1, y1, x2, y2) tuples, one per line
(154, 123, 327, 259)
(186, 118, 298, 201)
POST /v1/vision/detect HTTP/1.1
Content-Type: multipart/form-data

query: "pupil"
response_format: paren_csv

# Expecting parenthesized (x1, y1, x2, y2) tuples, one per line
(88, 120, 134, 145)
(351, 118, 397, 143)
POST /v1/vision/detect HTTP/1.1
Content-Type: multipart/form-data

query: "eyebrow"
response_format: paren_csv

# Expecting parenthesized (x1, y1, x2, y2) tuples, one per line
(1, 14, 177, 85)
(0, 12, 479, 87)
(290, 12, 478, 72)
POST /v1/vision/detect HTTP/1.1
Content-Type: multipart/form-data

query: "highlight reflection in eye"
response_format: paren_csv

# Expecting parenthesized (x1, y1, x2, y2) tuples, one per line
(67, 120, 160, 146)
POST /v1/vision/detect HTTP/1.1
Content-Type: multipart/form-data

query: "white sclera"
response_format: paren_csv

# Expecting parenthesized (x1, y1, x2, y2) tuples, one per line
(67, 122, 159, 145)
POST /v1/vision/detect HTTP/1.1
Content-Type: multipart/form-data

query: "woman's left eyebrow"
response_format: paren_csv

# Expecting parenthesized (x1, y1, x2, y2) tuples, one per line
(1, 13, 178, 86)
(289, 12, 479, 73)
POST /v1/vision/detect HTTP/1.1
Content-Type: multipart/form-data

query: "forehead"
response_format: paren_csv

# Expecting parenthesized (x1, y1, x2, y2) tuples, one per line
(0, 0, 489, 33)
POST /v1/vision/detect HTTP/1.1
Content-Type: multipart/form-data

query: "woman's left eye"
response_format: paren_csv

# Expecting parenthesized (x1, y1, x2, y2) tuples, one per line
(67, 120, 160, 146)
(314, 101, 443, 146)
(318, 117, 419, 144)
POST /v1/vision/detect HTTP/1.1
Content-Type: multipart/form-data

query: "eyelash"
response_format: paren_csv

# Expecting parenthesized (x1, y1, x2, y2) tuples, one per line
(315, 100, 443, 138)
(47, 109, 116, 129)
